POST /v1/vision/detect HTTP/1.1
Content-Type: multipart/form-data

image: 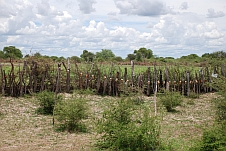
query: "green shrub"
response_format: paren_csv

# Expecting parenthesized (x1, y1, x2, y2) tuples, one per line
(36, 91, 61, 115)
(199, 125, 226, 151)
(211, 75, 226, 122)
(159, 91, 183, 112)
(54, 97, 88, 132)
(192, 75, 226, 151)
(95, 98, 161, 151)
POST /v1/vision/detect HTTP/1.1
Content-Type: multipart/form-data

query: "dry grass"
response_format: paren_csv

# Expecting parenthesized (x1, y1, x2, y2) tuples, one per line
(0, 92, 219, 151)
(0, 96, 93, 151)
(160, 93, 218, 150)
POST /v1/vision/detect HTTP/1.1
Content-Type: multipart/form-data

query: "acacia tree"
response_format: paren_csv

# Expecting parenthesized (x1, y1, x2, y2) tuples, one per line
(95, 49, 115, 61)
(134, 47, 153, 61)
(80, 50, 95, 62)
(3, 46, 23, 59)
(126, 54, 136, 61)
(0, 50, 5, 59)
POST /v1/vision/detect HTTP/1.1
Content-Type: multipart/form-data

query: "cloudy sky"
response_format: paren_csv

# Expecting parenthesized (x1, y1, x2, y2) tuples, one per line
(0, 0, 226, 58)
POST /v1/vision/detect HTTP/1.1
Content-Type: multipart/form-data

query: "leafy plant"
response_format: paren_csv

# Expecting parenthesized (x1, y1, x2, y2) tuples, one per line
(36, 90, 61, 115)
(198, 125, 226, 151)
(95, 97, 161, 151)
(159, 91, 183, 112)
(192, 75, 226, 151)
(54, 97, 88, 132)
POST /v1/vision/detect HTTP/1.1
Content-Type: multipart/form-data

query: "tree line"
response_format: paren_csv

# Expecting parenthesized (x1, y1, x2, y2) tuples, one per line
(0, 46, 225, 63)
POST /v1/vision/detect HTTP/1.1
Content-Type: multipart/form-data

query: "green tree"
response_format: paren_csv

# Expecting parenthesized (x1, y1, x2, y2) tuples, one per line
(96, 49, 115, 61)
(186, 54, 200, 59)
(0, 50, 5, 59)
(134, 47, 153, 61)
(34, 52, 42, 57)
(3, 46, 23, 59)
(50, 56, 59, 61)
(70, 56, 81, 63)
(112, 56, 123, 62)
(135, 51, 142, 61)
(126, 54, 136, 61)
(80, 50, 95, 62)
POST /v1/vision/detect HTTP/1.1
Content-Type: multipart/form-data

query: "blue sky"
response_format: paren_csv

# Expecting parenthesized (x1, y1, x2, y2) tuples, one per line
(0, 0, 226, 58)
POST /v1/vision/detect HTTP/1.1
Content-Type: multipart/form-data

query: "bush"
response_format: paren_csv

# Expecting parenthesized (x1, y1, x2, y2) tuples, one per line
(159, 91, 183, 112)
(192, 75, 226, 151)
(95, 98, 161, 151)
(36, 91, 61, 115)
(54, 97, 88, 132)
(198, 125, 226, 151)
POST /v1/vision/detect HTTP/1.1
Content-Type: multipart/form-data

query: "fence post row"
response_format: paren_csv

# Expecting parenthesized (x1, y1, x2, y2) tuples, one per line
(0, 61, 225, 97)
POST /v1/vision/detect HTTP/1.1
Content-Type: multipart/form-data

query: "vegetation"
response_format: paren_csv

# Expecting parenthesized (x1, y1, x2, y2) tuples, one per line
(0, 45, 225, 150)
(36, 90, 61, 115)
(54, 96, 88, 132)
(0, 46, 23, 59)
(191, 76, 226, 150)
(95, 98, 161, 151)
(159, 91, 183, 112)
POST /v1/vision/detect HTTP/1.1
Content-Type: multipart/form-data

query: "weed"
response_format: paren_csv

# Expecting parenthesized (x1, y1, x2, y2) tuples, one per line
(54, 97, 89, 133)
(36, 90, 62, 115)
(159, 91, 183, 112)
(95, 97, 162, 151)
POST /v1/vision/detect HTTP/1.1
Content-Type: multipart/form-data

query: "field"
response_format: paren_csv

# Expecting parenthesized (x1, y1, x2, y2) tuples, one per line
(0, 92, 218, 151)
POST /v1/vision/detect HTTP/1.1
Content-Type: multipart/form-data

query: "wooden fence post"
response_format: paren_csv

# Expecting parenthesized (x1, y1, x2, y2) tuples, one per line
(0, 64, 5, 96)
(186, 71, 190, 96)
(131, 60, 135, 87)
(221, 65, 225, 77)
(147, 67, 151, 96)
(165, 67, 169, 91)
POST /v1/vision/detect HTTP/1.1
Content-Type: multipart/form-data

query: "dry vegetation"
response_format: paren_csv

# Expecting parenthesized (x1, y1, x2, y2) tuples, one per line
(0, 92, 219, 151)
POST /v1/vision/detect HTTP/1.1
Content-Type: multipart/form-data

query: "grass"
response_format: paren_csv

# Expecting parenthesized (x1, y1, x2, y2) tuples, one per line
(0, 92, 219, 151)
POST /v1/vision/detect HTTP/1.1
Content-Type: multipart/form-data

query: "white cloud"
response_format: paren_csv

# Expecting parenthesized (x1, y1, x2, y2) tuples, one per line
(0, 0, 225, 58)
(114, 0, 172, 16)
(180, 2, 188, 10)
(206, 8, 225, 18)
(77, 0, 96, 14)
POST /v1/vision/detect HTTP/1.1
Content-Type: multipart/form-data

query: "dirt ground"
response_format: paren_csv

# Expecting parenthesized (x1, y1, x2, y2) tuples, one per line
(0, 93, 218, 151)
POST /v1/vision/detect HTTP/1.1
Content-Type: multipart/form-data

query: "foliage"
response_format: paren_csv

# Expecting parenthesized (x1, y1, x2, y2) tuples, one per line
(0, 50, 5, 59)
(36, 91, 61, 115)
(2, 46, 23, 59)
(54, 97, 88, 132)
(80, 50, 95, 62)
(70, 55, 81, 63)
(192, 75, 226, 151)
(159, 91, 183, 112)
(134, 47, 153, 60)
(95, 98, 161, 151)
(197, 125, 226, 151)
(210, 75, 226, 122)
(96, 49, 115, 61)
(126, 53, 136, 61)
(112, 56, 123, 62)
(202, 51, 226, 59)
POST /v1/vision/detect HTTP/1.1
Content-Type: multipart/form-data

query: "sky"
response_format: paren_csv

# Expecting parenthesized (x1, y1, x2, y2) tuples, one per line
(0, 0, 226, 59)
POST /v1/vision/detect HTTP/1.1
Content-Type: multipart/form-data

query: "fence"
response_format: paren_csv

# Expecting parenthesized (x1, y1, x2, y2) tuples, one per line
(0, 59, 225, 97)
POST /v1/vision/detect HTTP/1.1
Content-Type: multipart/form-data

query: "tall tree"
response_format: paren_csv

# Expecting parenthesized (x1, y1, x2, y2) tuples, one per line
(0, 50, 5, 59)
(96, 49, 115, 60)
(134, 47, 153, 61)
(3, 46, 23, 59)
(80, 50, 95, 62)
(126, 54, 136, 61)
